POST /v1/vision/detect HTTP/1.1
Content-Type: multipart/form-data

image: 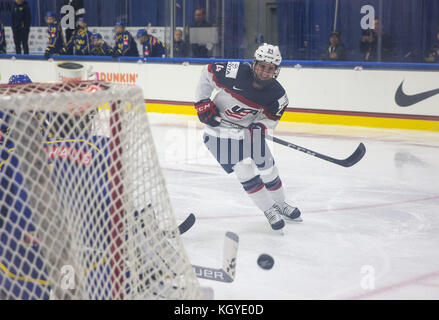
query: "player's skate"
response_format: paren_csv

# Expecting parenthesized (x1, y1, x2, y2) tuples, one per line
(277, 201, 303, 222)
(264, 204, 285, 230)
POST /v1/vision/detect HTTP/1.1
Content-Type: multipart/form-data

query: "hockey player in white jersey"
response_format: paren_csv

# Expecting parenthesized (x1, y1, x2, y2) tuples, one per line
(194, 43, 302, 231)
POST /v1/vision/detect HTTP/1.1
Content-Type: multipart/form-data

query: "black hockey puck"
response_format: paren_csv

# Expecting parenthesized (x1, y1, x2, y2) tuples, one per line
(257, 254, 274, 270)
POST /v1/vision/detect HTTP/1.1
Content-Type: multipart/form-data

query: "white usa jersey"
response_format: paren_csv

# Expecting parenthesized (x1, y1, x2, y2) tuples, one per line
(195, 61, 289, 139)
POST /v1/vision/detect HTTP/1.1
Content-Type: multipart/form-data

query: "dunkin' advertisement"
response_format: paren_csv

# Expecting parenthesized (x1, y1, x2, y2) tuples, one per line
(56, 62, 91, 81)
(56, 61, 140, 84)
(0, 59, 141, 86)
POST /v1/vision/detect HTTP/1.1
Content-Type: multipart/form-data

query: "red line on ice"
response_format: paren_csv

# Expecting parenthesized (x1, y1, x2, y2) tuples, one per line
(346, 270, 439, 300)
(196, 194, 439, 220)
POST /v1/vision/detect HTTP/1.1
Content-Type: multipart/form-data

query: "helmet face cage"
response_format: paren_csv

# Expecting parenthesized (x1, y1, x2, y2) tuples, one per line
(252, 60, 281, 78)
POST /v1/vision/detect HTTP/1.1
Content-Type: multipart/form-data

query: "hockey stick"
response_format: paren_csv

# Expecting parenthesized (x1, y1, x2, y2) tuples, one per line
(25, 211, 195, 251)
(215, 117, 366, 168)
(192, 232, 239, 283)
(135, 207, 196, 236)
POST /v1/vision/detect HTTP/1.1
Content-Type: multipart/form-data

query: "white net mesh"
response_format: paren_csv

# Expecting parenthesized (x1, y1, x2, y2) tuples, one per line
(0, 81, 201, 300)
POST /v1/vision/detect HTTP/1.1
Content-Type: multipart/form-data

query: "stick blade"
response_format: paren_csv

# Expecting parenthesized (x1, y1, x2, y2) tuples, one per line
(223, 232, 239, 280)
(193, 265, 234, 283)
(178, 213, 196, 235)
(337, 143, 366, 167)
(225, 231, 239, 243)
(192, 232, 239, 283)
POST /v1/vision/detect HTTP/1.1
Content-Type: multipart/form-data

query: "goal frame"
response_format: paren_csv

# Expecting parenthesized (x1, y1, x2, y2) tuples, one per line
(0, 80, 201, 300)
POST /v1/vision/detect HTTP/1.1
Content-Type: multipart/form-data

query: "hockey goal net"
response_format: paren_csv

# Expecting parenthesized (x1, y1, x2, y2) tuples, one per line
(0, 81, 201, 300)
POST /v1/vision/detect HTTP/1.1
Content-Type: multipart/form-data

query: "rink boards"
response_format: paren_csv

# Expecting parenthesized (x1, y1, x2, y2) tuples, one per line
(145, 100, 439, 132)
(0, 57, 438, 132)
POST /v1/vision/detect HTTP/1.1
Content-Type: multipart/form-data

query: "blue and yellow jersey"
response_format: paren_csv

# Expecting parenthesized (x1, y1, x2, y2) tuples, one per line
(142, 35, 166, 57)
(0, 21, 6, 54)
(0, 135, 114, 299)
(66, 27, 93, 55)
(46, 21, 65, 55)
(90, 41, 113, 56)
(113, 30, 138, 57)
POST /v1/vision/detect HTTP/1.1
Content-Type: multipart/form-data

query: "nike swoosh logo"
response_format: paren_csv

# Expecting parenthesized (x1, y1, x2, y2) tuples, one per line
(233, 86, 243, 91)
(395, 81, 439, 107)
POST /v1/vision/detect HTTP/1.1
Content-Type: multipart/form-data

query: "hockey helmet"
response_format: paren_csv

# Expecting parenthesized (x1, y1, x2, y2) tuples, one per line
(92, 33, 103, 40)
(76, 17, 87, 28)
(115, 20, 126, 28)
(136, 29, 148, 39)
(252, 43, 282, 86)
(8, 74, 32, 84)
(45, 11, 56, 18)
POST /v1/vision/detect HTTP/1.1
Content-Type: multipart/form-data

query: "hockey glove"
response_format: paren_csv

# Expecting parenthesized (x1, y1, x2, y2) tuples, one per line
(44, 51, 51, 60)
(195, 99, 221, 127)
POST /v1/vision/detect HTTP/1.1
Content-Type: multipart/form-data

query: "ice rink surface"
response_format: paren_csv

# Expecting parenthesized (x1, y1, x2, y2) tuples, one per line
(149, 113, 439, 300)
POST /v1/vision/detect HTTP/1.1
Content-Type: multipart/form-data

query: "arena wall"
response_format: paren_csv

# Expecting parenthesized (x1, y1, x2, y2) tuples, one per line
(0, 57, 438, 131)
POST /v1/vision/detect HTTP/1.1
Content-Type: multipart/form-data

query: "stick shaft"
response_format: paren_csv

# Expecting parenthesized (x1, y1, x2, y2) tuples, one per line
(215, 117, 365, 167)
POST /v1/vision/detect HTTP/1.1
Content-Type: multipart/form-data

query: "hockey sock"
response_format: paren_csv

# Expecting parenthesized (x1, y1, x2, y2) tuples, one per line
(260, 166, 286, 204)
(265, 176, 285, 203)
(240, 175, 275, 212)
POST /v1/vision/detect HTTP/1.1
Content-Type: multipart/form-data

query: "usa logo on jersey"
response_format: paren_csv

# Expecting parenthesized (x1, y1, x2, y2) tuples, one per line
(225, 105, 259, 120)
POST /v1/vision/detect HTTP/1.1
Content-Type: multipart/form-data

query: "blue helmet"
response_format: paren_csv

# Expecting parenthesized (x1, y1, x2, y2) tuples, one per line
(92, 33, 102, 40)
(115, 20, 126, 28)
(8, 74, 32, 85)
(45, 11, 56, 18)
(136, 29, 147, 38)
(77, 17, 86, 23)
